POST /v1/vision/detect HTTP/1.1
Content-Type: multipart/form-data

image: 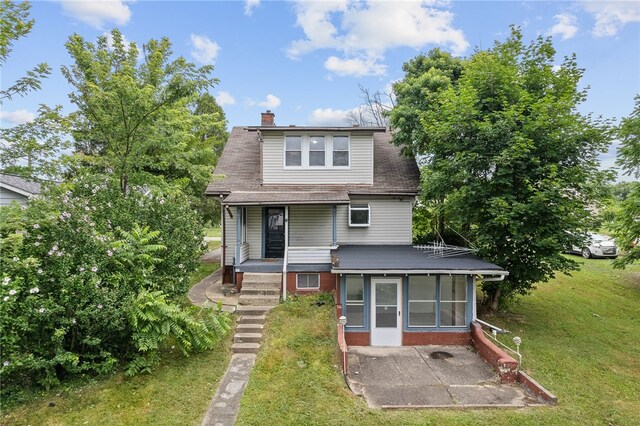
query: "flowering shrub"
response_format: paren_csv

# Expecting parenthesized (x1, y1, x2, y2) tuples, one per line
(0, 175, 229, 403)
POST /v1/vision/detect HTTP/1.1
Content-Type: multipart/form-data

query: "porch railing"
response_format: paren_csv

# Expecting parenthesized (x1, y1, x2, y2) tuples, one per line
(287, 246, 337, 264)
(476, 318, 523, 366)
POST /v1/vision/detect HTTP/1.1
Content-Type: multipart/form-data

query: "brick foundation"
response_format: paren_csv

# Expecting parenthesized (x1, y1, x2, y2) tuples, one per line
(403, 331, 471, 346)
(235, 272, 244, 292)
(345, 332, 370, 346)
(285, 271, 335, 294)
(470, 322, 518, 383)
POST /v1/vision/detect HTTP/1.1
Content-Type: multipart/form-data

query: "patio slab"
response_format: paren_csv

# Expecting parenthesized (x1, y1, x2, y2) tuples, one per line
(347, 346, 542, 408)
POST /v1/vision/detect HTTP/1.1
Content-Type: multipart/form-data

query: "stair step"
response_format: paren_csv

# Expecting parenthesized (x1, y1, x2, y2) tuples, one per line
(237, 323, 264, 332)
(236, 305, 273, 316)
(242, 273, 282, 285)
(240, 281, 281, 290)
(240, 288, 281, 296)
(232, 342, 260, 354)
(238, 294, 280, 306)
(238, 314, 267, 324)
(234, 333, 262, 344)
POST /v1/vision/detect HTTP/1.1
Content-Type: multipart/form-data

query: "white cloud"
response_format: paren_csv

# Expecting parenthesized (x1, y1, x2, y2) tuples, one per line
(287, 0, 468, 77)
(60, 0, 132, 29)
(583, 1, 640, 37)
(549, 13, 579, 40)
(190, 34, 220, 64)
(216, 91, 236, 106)
(244, 0, 260, 16)
(0, 109, 35, 125)
(324, 56, 386, 77)
(308, 108, 353, 126)
(247, 94, 282, 109)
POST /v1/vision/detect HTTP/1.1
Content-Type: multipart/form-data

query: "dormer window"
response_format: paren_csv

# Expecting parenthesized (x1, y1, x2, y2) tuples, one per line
(309, 136, 325, 166)
(285, 136, 302, 166)
(333, 135, 349, 166)
(283, 134, 350, 169)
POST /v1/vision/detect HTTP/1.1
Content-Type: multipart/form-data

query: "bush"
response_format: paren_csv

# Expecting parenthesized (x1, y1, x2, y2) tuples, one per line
(0, 175, 229, 404)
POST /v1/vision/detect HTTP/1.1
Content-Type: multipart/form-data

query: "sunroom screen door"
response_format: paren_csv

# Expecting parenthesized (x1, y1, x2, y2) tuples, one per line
(371, 277, 402, 346)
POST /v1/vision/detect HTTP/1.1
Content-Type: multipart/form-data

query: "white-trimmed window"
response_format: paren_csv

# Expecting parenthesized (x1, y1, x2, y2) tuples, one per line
(333, 135, 349, 167)
(408, 275, 437, 327)
(285, 136, 302, 166)
(345, 276, 364, 327)
(439, 275, 467, 327)
(296, 273, 320, 289)
(349, 204, 370, 227)
(309, 136, 325, 166)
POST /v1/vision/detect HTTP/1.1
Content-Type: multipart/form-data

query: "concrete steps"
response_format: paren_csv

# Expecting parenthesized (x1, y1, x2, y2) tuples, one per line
(232, 272, 282, 354)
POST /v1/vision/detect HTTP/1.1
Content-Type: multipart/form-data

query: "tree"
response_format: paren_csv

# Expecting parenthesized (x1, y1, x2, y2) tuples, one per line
(0, 105, 71, 181)
(390, 27, 612, 311)
(613, 95, 640, 268)
(345, 84, 395, 127)
(0, 0, 50, 103)
(61, 29, 224, 196)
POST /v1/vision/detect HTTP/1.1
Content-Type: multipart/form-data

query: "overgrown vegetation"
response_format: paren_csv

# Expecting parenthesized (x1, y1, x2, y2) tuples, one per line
(238, 266, 640, 425)
(0, 175, 231, 404)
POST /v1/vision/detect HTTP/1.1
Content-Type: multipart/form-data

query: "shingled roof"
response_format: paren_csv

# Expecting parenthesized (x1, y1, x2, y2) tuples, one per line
(205, 126, 420, 203)
(0, 174, 42, 196)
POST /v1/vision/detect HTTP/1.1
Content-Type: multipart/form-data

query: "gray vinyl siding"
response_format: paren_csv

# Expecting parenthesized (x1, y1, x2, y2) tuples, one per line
(224, 208, 237, 265)
(336, 198, 413, 244)
(262, 132, 373, 184)
(247, 206, 262, 259)
(0, 187, 28, 206)
(289, 205, 333, 247)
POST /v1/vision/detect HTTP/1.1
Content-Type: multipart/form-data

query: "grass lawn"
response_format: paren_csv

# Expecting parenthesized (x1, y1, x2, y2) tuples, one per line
(2, 261, 231, 425)
(204, 226, 222, 238)
(237, 258, 640, 426)
(207, 240, 221, 251)
(189, 261, 220, 286)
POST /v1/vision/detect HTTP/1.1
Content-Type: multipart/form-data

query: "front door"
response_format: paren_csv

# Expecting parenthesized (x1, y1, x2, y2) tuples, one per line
(371, 277, 402, 346)
(264, 207, 285, 258)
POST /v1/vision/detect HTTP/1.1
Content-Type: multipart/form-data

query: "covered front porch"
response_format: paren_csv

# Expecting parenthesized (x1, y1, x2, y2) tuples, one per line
(221, 191, 347, 292)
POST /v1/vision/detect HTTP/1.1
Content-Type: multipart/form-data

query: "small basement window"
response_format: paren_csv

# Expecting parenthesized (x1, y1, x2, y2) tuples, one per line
(349, 204, 370, 227)
(296, 273, 320, 289)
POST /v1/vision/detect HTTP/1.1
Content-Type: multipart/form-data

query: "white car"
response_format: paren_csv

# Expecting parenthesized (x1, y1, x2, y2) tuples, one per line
(569, 233, 619, 259)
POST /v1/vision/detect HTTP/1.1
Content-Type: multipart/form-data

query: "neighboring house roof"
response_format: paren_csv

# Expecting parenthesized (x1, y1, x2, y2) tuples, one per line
(205, 126, 420, 203)
(0, 174, 41, 197)
(331, 245, 506, 275)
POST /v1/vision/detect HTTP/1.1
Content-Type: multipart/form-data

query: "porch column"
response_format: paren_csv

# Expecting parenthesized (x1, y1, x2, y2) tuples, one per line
(283, 206, 289, 300)
(332, 205, 337, 246)
(235, 207, 242, 264)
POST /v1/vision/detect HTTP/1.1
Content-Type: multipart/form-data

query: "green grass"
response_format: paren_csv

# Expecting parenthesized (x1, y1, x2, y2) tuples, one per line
(189, 261, 220, 286)
(237, 259, 640, 426)
(207, 240, 221, 251)
(2, 328, 234, 426)
(204, 226, 222, 238)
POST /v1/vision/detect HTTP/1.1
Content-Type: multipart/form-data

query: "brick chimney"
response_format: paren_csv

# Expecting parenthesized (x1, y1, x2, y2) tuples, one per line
(261, 110, 275, 126)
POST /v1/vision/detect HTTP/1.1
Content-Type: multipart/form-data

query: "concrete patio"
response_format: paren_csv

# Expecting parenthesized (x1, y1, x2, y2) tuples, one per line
(347, 346, 543, 409)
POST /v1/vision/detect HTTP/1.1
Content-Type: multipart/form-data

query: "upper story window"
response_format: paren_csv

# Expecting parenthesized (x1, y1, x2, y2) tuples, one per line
(285, 136, 302, 166)
(283, 134, 349, 169)
(333, 135, 349, 167)
(309, 136, 325, 166)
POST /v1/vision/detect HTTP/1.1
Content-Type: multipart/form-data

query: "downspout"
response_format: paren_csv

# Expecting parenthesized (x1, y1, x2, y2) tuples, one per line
(332, 205, 337, 246)
(282, 206, 289, 301)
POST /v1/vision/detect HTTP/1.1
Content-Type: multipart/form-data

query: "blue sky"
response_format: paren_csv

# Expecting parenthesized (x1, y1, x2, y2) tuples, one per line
(2, 1, 639, 180)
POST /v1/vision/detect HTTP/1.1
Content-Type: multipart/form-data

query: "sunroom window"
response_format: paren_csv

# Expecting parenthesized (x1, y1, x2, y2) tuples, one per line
(345, 276, 364, 327)
(333, 135, 349, 166)
(309, 136, 325, 166)
(408, 275, 436, 327)
(349, 204, 370, 227)
(285, 136, 302, 166)
(439, 275, 467, 327)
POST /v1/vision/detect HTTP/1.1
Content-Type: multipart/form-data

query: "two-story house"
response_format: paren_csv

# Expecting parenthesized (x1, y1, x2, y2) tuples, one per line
(206, 111, 508, 347)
